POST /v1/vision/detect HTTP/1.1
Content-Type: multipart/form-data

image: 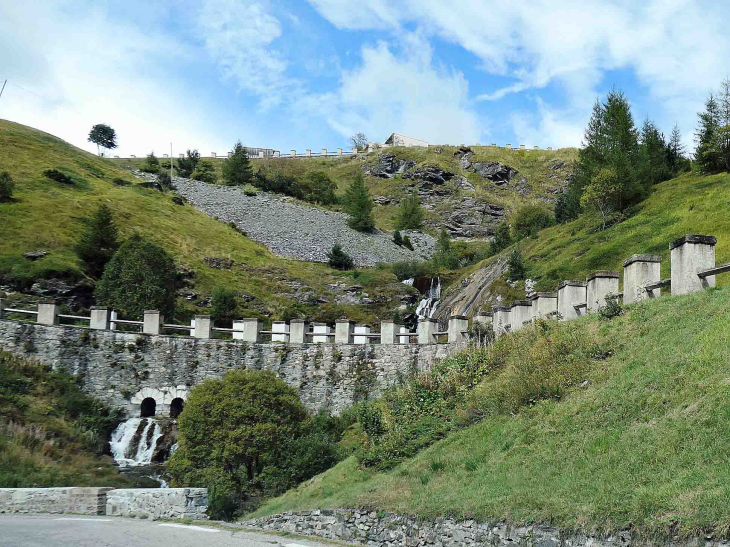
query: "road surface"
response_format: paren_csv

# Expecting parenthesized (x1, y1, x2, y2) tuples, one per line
(0, 515, 337, 547)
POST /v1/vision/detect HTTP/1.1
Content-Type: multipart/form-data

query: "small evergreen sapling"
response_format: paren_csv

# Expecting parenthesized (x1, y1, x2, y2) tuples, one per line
(0, 171, 14, 202)
(343, 173, 375, 232)
(393, 230, 403, 246)
(75, 204, 120, 279)
(222, 141, 253, 186)
(327, 244, 354, 270)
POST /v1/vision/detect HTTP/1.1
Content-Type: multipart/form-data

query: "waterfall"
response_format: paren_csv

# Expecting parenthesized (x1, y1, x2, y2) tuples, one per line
(415, 276, 441, 319)
(110, 418, 164, 467)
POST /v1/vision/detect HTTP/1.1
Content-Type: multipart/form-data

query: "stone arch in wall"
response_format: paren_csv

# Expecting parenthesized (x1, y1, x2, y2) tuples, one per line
(169, 397, 184, 418)
(140, 397, 156, 417)
(130, 386, 189, 418)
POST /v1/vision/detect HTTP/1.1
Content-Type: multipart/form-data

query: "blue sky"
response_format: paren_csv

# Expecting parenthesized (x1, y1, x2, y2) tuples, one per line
(2, 0, 729, 157)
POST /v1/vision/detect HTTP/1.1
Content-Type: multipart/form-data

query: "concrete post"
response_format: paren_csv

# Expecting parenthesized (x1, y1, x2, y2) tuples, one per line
(290, 150, 296, 158)
(90, 306, 110, 330)
(258, 151, 264, 159)
(623, 255, 662, 304)
(586, 271, 620, 313)
(179, 153, 184, 159)
(474, 312, 493, 329)
(353, 325, 371, 344)
(534, 146, 539, 150)
(110, 310, 118, 330)
(0, 296, 5, 319)
(493, 306, 511, 337)
(235, 318, 261, 342)
(520, 144, 526, 150)
(274, 151, 280, 158)
(352, 148, 358, 155)
(380, 321, 397, 344)
(163, 154, 169, 158)
(194, 316, 213, 339)
(306, 149, 312, 157)
(289, 319, 308, 344)
(312, 323, 331, 343)
(337, 148, 343, 156)
(418, 318, 437, 344)
(143, 310, 163, 335)
(533, 292, 558, 318)
(448, 315, 468, 344)
(398, 326, 411, 344)
(37, 301, 60, 326)
(506, 143, 512, 149)
(272, 321, 290, 342)
(670, 235, 717, 295)
(211, 152, 216, 158)
(547, 146, 553, 151)
(510, 301, 532, 331)
(557, 281, 587, 321)
(335, 319, 354, 343)
(322, 148, 327, 156)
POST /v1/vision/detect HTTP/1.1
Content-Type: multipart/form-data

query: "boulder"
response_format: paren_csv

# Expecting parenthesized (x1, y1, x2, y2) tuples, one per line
(23, 250, 47, 261)
(453, 176, 475, 192)
(373, 196, 391, 205)
(402, 166, 455, 185)
(471, 161, 517, 184)
(363, 153, 415, 179)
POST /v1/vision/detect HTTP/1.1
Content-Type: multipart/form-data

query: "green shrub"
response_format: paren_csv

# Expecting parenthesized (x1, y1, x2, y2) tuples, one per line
(391, 260, 430, 281)
(222, 141, 253, 186)
(74, 204, 120, 279)
(157, 171, 174, 191)
(95, 234, 178, 319)
(395, 192, 424, 230)
(252, 172, 299, 197)
(327, 244, 354, 270)
(192, 160, 217, 183)
(111, 177, 131, 187)
(488, 222, 511, 256)
(211, 287, 238, 326)
(402, 235, 414, 251)
(393, 230, 403, 246)
(431, 229, 460, 270)
(506, 248, 526, 281)
(300, 171, 338, 205)
(140, 152, 160, 174)
(0, 171, 14, 202)
(598, 294, 623, 319)
(512, 204, 554, 240)
(43, 169, 73, 184)
(176, 149, 200, 178)
(343, 173, 375, 232)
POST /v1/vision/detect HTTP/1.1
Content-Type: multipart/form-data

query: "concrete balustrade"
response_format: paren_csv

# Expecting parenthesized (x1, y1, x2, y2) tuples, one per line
(418, 318, 437, 344)
(290, 150, 296, 157)
(557, 281, 586, 321)
(143, 310, 163, 335)
(670, 235, 717, 295)
(306, 149, 312, 157)
(380, 321, 397, 344)
(90, 307, 110, 330)
(337, 148, 343, 156)
(623, 254, 662, 304)
(37, 301, 59, 326)
(194, 316, 213, 339)
(322, 148, 327, 156)
(510, 301, 532, 331)
(586, 271, 620, 313)
(399, 326, 411, 344)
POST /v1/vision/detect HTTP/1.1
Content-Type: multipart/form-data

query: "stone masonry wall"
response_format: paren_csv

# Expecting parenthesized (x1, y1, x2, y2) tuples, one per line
(106, 488, 208, 520)
(0, 319, 456, 416)
(242, 509, 721, 547)
(0, 488, 112, 516)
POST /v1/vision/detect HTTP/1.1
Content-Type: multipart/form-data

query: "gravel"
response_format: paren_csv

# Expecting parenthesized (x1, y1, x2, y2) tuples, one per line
(133, 172, 435, 267)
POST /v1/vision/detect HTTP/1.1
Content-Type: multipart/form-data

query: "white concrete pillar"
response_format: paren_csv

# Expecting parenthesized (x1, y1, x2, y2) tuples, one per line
(234, 318, 261, 342)
(586, 271, 620, 313)
(623, 255, 662, 305)
(322, 148, 327, 156)
(290, 150, 296, 158)
(90, 306, 110, 330)
(163, 154, 169, 159)
(353, 325, 371, 344)
(352, 148, 358, 155)
(143, 310, 163, 335)
(506, 143, 512, 149)
(448, 315, 469, 344)
(37, 301, 60, 326)
(194, 316, 213, 339)
(211, 152, 216, 158)
(511, 301, 532, 331)
(258, 151, 264, 159)
(398, 326, 411, 344)
(272, 321, 290, 342)
(380, 321, 398, 344)
(306, 149, 312, 157)
(547, 146, 553, 151)
(534, 292, 558, 318)
(520, 144, 525, 150)
(335, 319, 354, 343)
(274, 151, 280, 158)
(557, 281, 587, 321)
(474, 312, 493, 329)
(289, 319, 308, 344)
(337, 148, 343, 156)
(493, 306, 511, 337)
(670, 235, 717, 295)
(110, 310, 118, 330)
(0, 296, 5, 319)
(312, 323, 331, 343)
(417, 318, 437, 344)
(534, 146, 539, 150)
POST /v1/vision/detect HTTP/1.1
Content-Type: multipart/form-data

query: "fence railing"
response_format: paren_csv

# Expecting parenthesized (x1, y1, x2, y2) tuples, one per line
(0, 301, 468, 346)
(477, 234, 730, 337)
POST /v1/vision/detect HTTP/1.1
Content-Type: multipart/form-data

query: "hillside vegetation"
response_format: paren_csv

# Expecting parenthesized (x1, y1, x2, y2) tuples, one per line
(251, 286, 730, 539)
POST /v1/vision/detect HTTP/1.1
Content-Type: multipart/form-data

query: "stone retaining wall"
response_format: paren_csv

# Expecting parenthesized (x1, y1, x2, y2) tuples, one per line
(0, 487, 112, 515)
(241, 509, 713, 547)
(106, 488, 208, 520)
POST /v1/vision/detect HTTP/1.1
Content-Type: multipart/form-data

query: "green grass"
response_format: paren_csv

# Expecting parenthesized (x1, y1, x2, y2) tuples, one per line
(0, 120, 412, 325)
(251, 286, 730, 539)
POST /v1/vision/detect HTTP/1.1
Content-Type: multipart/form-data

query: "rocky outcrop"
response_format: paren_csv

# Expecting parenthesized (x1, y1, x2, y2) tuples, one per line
(455, 147, 517, 185)
(424, 198, 505, 239)
(363, 153, 415, 179)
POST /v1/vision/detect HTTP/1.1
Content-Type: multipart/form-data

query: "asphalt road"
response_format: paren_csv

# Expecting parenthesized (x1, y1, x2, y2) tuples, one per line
(0, 515, 336, 547)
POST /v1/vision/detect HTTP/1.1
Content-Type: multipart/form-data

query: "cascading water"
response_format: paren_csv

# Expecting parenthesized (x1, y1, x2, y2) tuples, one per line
(110, 418, 164, 467)
(414, 276, 441, 319)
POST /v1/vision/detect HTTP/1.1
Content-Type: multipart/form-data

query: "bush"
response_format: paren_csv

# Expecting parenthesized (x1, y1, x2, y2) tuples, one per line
(299, 171, 338, 205)
(512, 204, 554, 240)
(0, 171, 14, 202)
(395, 192, 424, 230)
(43, 169, 73, 184)
(393, 230, 403, 247)
(176, 149, 200, 178)
(431, 229, 460, 270)
(252, 171, 300, 197)
(391, 260, 430, 281)
(95, 234, 178, 319)
(506, 248, 526, 281)
(211, 287, 238, 326)
(192, 160, 217, 183)
(488, 222, 511, 256)
(343, 173, 375, 232)
(140, 153, 160, 174)
(157, 171, 174, 191)
(74, 204, 120, 279)
(598, 294, 623, 319)
(222, 141, 253, 186)
(554, 190, 581, 223)
(327, 244, 354, 270)
(402, 235, 414, 251)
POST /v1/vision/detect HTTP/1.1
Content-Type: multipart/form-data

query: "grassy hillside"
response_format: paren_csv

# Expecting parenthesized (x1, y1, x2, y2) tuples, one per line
(251, 285, 730, 538)
(0, 120, 412, 325)
(111, 145, 579, 232)
(0, 351, 138, 488)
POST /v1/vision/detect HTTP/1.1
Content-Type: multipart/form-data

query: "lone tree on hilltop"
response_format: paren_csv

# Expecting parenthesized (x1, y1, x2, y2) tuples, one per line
(88, 124, 117, 157)
(349, 132, 368, 150)
(95, 234, 178, 319)
(74, 204, 120, 278)
(344, 172, 375, 232)
(222, 141, 253, 186)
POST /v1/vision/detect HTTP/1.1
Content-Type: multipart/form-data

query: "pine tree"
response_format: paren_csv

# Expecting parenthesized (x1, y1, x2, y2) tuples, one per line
(718, 78, 730, 171)
(393, 230, 403, 246)
(667, 124, 686, 173)
(222, 141, 253, 186)
(344, 173, 375, 232)
(638, 118, 671, 185)
(395, 192, 424, 230)
(74, 204, 120, 278)
(177, 149, 200, 178)
(695, 93, 722, 173)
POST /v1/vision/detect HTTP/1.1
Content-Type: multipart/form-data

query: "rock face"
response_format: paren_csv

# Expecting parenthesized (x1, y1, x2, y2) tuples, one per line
(363, 153, 415, 179)
(455, 147, 518, 185)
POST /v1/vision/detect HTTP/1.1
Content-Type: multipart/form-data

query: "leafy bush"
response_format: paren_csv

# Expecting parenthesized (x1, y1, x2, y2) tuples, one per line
(211, 287, 238, 326)
(512, 204, 554, 240)
(74, 204, 120, 278)
(488, 221, 512, 256)
(395, 192, 424, 230)
(222, 141, 253, 186)
(140, 152, 160, 174)
(554, 190, 581, 223)
(252, 171, 299, 197)
(327, 244, 354, 270)
(506, 248, 526, 281)
(402, 235, 414, 251)
(157, 171, 174, 191)
(176, 150, 200, 178)
(95, 234, 178, 319)
(598, 294, 623, 319)
(43, 169, 73, 184)
(299, 171, 338, 205)
(431, 229, 460, 270)
(393, 230, 403, 246)
(391, 260, 430, 281)
(0, 171, 14, 202)
(192, 160, 217, 183)
(343, 173, 375, 232)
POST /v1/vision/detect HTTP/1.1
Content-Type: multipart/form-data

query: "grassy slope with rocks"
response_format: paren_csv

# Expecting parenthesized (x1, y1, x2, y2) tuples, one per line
(0, 120, 419, 325)
(251, 285, 730, 539)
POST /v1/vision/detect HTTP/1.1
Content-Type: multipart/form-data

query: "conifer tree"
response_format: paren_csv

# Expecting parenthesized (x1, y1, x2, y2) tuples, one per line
(343, 173, 375, 232)
(222, 141, 253, 186)
(667, 124, 686, 173)
(395, 191, 424, 230)
(695, 93, 722, 173)
(638, 118, 671, 185)
(74, 204, 120, 278)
